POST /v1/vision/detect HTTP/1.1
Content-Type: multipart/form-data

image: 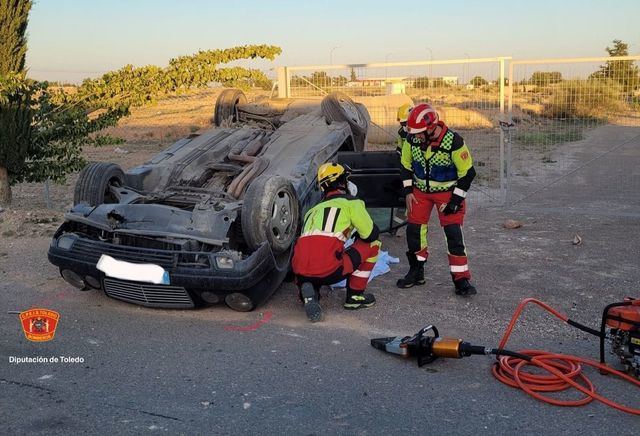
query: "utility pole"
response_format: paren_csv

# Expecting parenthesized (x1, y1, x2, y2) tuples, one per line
(464, 53, 470, 84)
(426, 46, 433, 86)
(330, 46, 339, 65)
(385, 52, 393, 81)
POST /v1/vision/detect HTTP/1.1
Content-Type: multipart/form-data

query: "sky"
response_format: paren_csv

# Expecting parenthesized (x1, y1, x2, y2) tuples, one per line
(24, 0, 640, 83)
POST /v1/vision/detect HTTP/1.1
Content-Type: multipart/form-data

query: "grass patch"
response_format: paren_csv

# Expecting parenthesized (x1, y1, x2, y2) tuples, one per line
(515, 128, 584, 145)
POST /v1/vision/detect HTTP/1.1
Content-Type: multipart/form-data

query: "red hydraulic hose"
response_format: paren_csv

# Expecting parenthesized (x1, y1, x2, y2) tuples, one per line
(492, 298, 640, 415)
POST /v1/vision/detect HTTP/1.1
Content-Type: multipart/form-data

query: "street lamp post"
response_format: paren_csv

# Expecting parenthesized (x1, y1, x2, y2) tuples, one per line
(385, 52, 393, 81)
(425, 46, 433, 86)
(330, 46, 339, 65)
(464, 52, 470, 85)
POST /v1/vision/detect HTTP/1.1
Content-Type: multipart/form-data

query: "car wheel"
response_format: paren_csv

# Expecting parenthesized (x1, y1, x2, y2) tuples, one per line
(73, 162, 125, 206)
(213, 88, 247, 127)
(354, 102, 370, 150)
(321, 92, 370, 151)
(241, 175, 300, 254)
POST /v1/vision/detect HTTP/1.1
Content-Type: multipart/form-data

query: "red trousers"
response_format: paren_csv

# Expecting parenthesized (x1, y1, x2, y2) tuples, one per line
(406, 189, 471, 282)
(294, 238, 381, 293)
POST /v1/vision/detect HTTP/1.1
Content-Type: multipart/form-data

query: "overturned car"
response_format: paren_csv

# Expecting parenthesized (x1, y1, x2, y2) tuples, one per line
(48, 90, 404, 311)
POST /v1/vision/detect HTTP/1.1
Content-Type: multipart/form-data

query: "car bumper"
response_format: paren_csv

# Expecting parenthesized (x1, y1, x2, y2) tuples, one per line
(48, 234, 277, 309)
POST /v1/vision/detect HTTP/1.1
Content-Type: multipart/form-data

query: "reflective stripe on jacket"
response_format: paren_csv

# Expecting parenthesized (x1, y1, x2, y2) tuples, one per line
(292, 193, 378, 277)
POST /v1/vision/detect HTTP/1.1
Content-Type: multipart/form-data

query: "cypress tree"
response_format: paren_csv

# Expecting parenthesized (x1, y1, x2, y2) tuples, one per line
(0, 0, 32, 75)
(0, 0, 33, 204)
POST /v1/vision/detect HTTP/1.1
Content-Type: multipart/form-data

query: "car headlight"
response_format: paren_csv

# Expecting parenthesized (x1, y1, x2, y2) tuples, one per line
(215, 256, 234, 269)
(56, 234, 77, 250)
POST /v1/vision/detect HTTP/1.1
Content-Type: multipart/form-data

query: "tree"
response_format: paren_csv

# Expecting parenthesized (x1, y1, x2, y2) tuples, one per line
(413, 76, 430, 88)
(0, 0, 31, 74)
(590, 39, 640, 92)
(332, 75, 348, 86)
(0, 38, 281, 205)
(0, 0, 32, 204)
(350, 67, 357, 82)
(431, 77, 447, 88)
(529, 71, 562, 86)
(470, 76, 488, 87)
(0, 0, 123, 204)
(310, 71, 330, 86)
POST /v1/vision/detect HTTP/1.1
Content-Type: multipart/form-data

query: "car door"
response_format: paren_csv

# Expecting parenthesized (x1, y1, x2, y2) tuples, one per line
(336, 150, 405, 232)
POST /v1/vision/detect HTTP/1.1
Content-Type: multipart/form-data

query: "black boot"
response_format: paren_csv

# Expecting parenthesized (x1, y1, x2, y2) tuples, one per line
(396, 251, 426, 288)
(454, 278, 477, 297)
(300, 282, 322, 322)
(344, 288, 376, 310)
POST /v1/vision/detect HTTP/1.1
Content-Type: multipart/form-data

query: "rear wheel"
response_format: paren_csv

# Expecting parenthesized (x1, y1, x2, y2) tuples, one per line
(321, 92, 370, 151)
(241, 176, 299, 254)
(73, 162, 125, 206)
(213, 89, 247, 127)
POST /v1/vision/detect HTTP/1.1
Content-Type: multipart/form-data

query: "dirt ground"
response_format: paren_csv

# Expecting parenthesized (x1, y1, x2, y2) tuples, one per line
(1, 91, 639, 434)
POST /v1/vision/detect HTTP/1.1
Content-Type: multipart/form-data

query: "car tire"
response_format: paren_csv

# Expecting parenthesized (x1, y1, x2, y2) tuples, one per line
(354, 102, 370, 150)
(73, 162, 125, 206)
(241, 175, 299, 254)
(321, 92, 369, 151)
(213, 88, 247, 127)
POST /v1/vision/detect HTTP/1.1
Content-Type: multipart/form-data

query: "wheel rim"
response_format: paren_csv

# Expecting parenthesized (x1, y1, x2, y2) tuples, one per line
(339, 97, 365, 127)
(270, 190, 294, 243)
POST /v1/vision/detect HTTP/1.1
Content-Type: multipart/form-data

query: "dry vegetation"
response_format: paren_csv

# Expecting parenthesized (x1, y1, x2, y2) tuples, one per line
(102, 88, 250, 143)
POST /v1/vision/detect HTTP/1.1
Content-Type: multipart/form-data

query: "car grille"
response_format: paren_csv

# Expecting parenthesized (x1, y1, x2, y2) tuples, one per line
(73, 238, 178, 269)
(103, 278, 194, 308)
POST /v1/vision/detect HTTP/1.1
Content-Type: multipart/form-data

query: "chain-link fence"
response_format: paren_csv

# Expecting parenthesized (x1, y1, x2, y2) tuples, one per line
(277, 58, 509, 207)
(277, 55, 640, 208)
(507, 56, 640, 205)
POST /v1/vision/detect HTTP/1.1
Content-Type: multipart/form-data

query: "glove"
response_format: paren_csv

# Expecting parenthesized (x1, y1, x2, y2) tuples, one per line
(440, 193, 464, 215)
(397, 126, 407, 140)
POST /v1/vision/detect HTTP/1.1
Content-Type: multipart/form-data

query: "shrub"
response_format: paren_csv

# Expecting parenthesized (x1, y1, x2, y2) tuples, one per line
(545, 79, 627, 120)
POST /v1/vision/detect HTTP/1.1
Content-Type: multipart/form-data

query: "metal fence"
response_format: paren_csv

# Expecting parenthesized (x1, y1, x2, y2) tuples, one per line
(277, 55, 640, 208)
(507, 56, 640, 205)
(277, 57, 509, 207)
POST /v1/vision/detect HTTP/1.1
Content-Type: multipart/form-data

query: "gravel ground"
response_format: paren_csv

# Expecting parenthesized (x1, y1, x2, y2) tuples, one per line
(1, 124, 639, 434)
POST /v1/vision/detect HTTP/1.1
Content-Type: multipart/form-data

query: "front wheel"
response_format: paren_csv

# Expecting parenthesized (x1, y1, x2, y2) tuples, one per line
(241, 176, 300, 254)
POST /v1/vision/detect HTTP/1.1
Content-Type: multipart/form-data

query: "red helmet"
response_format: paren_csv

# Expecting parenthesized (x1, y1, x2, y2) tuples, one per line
(406, 103, 439, 134)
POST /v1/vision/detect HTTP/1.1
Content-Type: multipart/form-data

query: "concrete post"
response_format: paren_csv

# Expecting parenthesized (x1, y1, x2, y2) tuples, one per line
(277, 66, 290, 98)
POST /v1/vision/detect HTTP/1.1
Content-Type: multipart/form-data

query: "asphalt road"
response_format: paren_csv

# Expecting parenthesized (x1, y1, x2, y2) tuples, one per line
(2, 125, 640, 434)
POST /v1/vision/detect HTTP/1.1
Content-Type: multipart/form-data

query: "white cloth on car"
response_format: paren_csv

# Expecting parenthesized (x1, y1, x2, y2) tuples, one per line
(97, 254, 170, 285)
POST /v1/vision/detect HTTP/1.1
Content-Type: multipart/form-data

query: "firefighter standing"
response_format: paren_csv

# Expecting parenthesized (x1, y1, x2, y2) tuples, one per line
(292, 163, 381, 322)
(396, 103, 477, 296)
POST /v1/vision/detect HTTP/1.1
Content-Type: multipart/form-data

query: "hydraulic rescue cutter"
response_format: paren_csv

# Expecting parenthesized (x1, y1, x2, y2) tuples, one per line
(372, 297, 640, 377)
(371, 298, 640, 415)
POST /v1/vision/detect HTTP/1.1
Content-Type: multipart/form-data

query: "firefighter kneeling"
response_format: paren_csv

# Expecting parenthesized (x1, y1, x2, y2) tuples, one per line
(292, 163, 381, 322)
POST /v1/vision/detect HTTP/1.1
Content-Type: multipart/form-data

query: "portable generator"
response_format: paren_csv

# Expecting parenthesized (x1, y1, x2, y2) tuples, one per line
(602, 298, 640, 378)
